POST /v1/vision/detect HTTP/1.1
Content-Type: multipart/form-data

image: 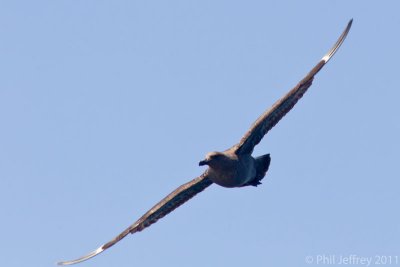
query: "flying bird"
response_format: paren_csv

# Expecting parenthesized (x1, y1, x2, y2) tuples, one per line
(58, 19, 352, 265)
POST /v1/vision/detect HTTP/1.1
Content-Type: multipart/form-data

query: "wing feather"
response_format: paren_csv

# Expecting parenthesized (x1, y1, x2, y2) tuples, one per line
(234, 19, 352, 155)
(58, 172, 213, 265)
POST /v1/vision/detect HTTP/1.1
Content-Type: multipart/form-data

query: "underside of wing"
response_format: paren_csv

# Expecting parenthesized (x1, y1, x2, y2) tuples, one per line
(234, 19, 352, 155)
(58, 172, 213, 265)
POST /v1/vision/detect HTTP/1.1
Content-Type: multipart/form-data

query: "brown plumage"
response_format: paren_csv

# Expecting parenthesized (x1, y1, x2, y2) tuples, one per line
(58, 173, 212, 265)
(58, 19, 352, 265)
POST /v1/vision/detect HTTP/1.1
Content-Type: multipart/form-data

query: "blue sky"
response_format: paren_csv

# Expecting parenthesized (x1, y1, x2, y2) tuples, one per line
(1, 1, 399, 266)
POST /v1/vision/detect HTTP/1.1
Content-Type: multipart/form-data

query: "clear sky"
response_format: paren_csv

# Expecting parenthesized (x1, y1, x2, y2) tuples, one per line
(1, 1, 399, 267)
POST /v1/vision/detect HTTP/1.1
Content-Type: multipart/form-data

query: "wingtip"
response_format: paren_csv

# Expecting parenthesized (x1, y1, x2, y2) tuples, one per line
(57, 246, 105, 266)
(321, 19, 353, 63)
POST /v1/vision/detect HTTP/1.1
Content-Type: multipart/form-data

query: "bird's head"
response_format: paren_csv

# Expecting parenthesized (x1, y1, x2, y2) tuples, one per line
(199, 152, 227, 167)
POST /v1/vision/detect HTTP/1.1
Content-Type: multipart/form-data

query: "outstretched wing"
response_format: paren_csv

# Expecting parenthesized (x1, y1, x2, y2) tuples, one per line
(58, 172, 213, 265)
(234, 19, 352, 155)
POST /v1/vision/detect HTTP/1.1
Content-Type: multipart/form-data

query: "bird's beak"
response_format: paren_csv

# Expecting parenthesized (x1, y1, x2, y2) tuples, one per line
(199, 159, 209, 166)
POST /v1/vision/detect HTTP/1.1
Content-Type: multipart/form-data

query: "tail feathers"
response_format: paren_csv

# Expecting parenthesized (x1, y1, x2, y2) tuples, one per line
(243, 154, 271, 187)
(255, 154, 271, 184)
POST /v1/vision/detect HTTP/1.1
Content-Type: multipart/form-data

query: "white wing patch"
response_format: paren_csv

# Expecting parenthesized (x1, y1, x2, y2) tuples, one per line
(57, 244, 105, 265)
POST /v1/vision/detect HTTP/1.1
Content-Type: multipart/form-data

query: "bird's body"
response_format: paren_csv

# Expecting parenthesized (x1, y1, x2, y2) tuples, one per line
(58, 20, 353, 266)
(201, 150, 255, 187)
(200, 149, 270, 187)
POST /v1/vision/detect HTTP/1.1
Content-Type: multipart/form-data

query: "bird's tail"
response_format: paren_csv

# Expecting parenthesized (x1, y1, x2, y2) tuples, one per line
(242, 154, 271, 187)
